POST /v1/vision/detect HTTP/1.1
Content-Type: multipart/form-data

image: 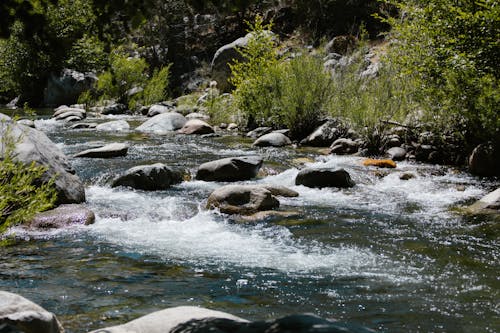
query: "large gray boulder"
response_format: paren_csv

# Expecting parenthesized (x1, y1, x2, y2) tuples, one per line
(43, 69, 97, 107)
(0, 115, 85, 204)
(95, 120, 130, 132)
(89, 306, 247, 333)
(0, 291, 64, 333)
(247, 127, 272, 139)
(300, 119, 346, 147)
(207, 184, 280, 215)
(112, 163, 183, 190)
(196, 156, 263, 182)
(211, 34, 250, 92)
(178, 119, 214, 135)
(29, 204, 95, 229)
(468, 142, 500, 177)
(295, 168, 355, 188)
(136, 112, 187, 134)
(253, 133, 292, 147)
(74, 143, 129, 158)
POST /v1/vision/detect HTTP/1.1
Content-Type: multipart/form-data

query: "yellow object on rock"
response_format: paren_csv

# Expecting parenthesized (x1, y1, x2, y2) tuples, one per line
(362, 158, 397, 168)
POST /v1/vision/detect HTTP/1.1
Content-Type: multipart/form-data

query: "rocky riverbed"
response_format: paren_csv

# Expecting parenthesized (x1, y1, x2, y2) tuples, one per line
(0, 108, 499, 332)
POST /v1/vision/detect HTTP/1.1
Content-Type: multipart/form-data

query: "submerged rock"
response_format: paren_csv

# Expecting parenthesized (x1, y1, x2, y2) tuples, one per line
(296, 168, 355, 188)
(74, 143, 129, 158)
(29, 204, 95, 229)
(0, 115, 85, 204)
(95, 120, 130, 132)
(136, 112, 187, 134)
(253, 133, 292, 147)
(196, 156, 263, 182)
(0, 291, 64, 333)
(178, 119, 214, 135)
(207, 184, 280, 215)
(112, 163, 183, 190)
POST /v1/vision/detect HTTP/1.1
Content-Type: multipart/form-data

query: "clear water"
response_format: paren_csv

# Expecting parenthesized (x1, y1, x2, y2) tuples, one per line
(1, 110, 499, 332)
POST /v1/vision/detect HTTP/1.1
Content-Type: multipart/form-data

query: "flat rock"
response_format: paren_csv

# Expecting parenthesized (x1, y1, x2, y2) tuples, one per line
(178, 119, 214, 135)
(196, 156, 263, 182)
(136, 112, 187, 134)
(236, 210, 301, 222)
(260, 184, 299, 197)
(112, 163, 183, 190)
(0, 291, 64, 333)
(74, 143, 129, 158)
(29, 204, 95, 229)
(53, 107, 86, 118)
(466, 187, 500, 215)
(247, 127, 272, 138)
(70, 122, 98, 129)
(363, 159, 397, 168)
(89, 306, 247, 333)
(295, 168, 355, 188)
(95, 120, 130, 131)
(253, 133, 292, 147)
(17, 119, 35, 128)
(207, 184, 280, 215)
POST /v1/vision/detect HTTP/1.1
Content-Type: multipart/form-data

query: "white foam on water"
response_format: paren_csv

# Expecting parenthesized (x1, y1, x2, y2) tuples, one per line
(258, 156, 485, 223)
(81, 185, 420, 283)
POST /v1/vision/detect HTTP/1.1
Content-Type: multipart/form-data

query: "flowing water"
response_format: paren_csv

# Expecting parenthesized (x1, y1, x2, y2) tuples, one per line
(1, 110, 499, 332)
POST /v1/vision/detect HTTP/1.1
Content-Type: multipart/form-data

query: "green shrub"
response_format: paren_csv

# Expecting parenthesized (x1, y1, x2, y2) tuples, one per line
(382, 0, 500, 149)
(328, 46, 417, 152)
(230, 16, 332, 139)
(96, 51, 149, 107)
(141, 64, 172, 106)
(0, 124, 57, 234)
(65, 34, 107, 73)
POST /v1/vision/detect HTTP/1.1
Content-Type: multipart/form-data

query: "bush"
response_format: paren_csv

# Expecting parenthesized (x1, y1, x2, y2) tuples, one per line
(382, 0, 500, 150)
(0, 123, 57, 234)
(65, 34, 107, 73)
(96, 51, 149, 107)
(230, 16, 332, 139)
(328, 46, 417, 153)
(141, 64, 172, 106)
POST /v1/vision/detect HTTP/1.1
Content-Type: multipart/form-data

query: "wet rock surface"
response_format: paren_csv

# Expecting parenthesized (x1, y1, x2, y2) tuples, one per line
(296, 168, 355, 188)
(29, 204, 96, 229)
(74, 143, 129, 158)
(112, 163, 183, 190)
(196, 156, 263, 182)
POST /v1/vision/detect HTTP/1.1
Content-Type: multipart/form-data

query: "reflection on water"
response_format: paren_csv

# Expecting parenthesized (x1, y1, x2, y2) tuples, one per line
(0, 110, 498, 333)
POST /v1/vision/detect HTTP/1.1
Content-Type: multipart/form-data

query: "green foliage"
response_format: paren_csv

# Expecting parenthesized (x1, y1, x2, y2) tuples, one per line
(0, 124, 56, 234)
(141, 64, 172, 106)
(96, 51, 149, 107)
(382, 0, 500, 148)
(65, 34, 107, 73)
(328, 46, 417, 152)
(230, 16, 332, 138)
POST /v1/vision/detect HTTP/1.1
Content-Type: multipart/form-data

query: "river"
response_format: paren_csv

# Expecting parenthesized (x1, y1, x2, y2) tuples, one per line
(0, 110, 498, 332)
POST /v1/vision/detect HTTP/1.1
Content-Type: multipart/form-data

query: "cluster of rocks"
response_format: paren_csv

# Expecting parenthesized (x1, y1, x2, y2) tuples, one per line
(0, 291, 374, 333)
